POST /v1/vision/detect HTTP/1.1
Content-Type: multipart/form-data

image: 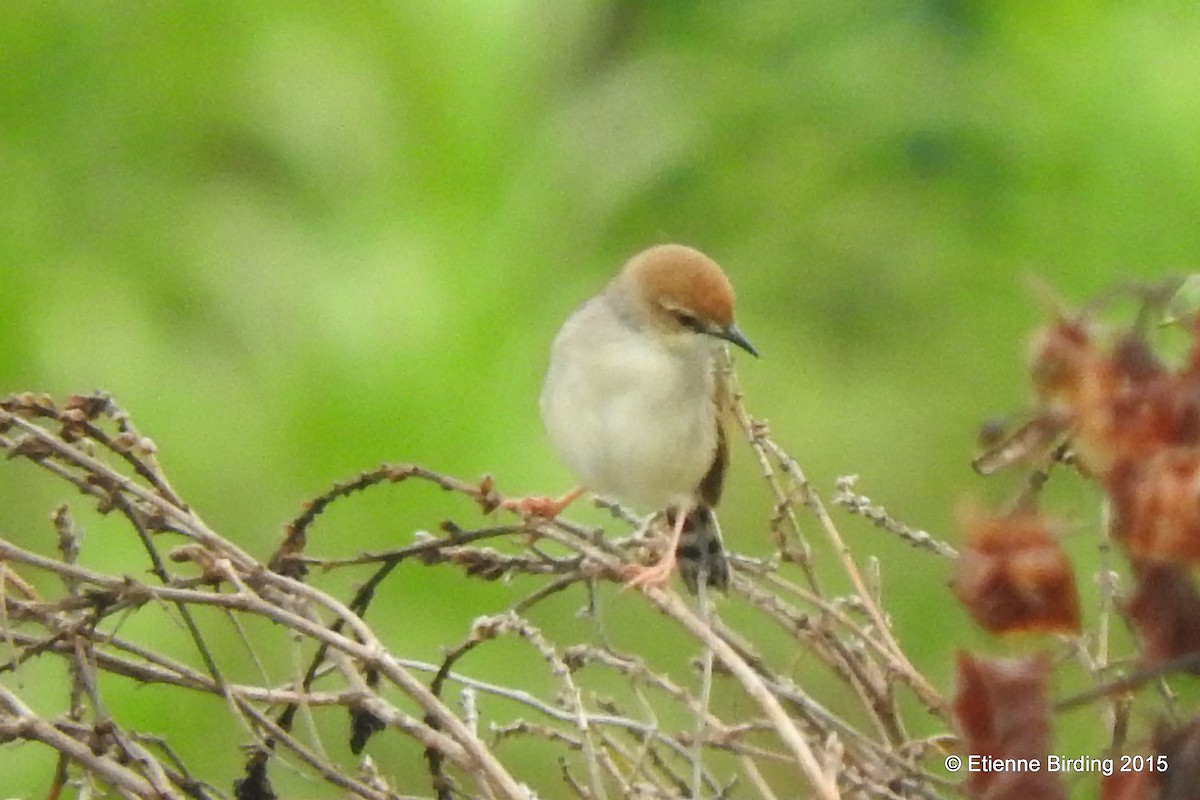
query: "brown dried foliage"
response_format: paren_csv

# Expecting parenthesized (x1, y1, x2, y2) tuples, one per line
(952, 654, 1065, 800)
(959, 281, 1200, 799)
(952, 505, 1079, 635)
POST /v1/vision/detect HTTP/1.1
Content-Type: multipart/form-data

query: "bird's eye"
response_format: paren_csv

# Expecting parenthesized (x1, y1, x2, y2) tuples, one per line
(672, 310, 703, 332)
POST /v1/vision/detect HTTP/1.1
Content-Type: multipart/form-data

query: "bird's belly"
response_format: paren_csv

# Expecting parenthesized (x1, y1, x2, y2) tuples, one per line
(545, 382, 717, 511)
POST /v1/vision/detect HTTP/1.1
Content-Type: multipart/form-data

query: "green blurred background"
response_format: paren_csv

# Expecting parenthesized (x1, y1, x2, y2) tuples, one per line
(2, 1, 1196, 796)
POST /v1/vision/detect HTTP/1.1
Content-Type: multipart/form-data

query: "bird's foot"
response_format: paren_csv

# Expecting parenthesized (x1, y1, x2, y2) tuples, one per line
(500, 487, 585, 520)
(621, 508, 728, 595)
(620, 550, 678, 592)
(501, 496, 563, 518)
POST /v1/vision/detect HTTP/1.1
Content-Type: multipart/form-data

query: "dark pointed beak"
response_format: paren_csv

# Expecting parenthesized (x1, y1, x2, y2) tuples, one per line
(717, 323, 758, 357)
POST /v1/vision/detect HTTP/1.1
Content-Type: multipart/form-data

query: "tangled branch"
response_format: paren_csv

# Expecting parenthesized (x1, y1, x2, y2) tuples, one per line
(0, 387, 954, 799)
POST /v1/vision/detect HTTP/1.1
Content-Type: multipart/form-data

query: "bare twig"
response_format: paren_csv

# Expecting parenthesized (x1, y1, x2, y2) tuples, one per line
(0, 389, 952, 798)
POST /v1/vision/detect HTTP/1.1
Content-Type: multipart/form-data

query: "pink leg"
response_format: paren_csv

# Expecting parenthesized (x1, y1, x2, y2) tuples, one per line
(622, 509, 688, 591)
(501, 486, 586, 519)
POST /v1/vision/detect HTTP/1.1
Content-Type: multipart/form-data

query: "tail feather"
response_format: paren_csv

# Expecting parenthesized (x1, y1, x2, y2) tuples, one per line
(672, 506, 729, 594)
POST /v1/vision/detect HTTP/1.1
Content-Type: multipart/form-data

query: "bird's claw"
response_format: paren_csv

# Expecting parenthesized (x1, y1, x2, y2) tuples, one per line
(501, 495, 565, 519)
(620, 554, 677, 592)
(500, 486, 586, 520)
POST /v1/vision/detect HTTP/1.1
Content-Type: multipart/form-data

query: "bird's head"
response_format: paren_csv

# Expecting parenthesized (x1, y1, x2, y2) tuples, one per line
(613, 244, 758, 357)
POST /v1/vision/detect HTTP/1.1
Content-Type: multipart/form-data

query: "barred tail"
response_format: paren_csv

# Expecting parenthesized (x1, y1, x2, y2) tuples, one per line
(673, 506, 729, 594)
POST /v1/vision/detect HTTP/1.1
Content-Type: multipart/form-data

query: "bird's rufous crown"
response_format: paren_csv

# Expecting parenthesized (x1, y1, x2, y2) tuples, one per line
(620, 244, 737, 328)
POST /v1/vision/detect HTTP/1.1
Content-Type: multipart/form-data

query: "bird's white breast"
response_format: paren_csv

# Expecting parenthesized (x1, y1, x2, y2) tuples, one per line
(539, 296, 720, 511)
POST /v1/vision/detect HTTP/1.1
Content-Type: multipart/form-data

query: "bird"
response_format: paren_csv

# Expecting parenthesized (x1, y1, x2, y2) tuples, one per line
(507, 243, 758, 593)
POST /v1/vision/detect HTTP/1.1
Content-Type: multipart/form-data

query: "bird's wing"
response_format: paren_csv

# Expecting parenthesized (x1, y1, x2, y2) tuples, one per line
(697, 356, 736, 507)
(698, 422, 727, 507)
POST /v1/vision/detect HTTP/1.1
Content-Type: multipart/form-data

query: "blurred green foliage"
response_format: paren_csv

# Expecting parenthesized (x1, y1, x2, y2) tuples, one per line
(3, 1, 1199, 795)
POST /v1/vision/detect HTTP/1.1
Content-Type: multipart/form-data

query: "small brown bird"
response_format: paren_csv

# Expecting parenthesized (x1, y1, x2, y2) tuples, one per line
(512, 244, 757, 592)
